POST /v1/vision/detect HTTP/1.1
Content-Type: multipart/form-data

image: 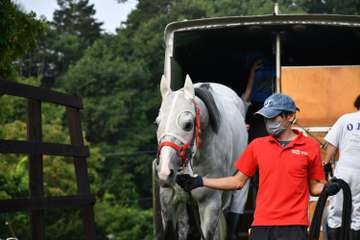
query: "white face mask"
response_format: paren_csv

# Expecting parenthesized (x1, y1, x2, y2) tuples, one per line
(265, 119, 286, 137)
(265, 116, 296, 137)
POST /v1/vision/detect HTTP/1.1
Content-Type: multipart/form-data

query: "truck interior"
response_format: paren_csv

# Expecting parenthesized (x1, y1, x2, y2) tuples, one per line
(171, 24, 360, 90)
(170, 23, 360, 140)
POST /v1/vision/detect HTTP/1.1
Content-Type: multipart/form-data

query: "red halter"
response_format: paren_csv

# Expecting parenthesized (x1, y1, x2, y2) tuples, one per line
(157, 100, 201, 165)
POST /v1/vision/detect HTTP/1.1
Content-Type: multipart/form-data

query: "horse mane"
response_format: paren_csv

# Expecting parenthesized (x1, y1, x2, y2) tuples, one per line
(194, 83, 221, 133)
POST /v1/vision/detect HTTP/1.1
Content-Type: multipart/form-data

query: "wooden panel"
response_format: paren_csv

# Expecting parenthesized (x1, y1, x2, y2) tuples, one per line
(0, 140, 89, 157)
(0, 79, 83, 108)
(27, 99, 44, 240)
(67, 107, 90, 194)
(281, 66, 360, 126)
(67, 107, 97, 240)
(0, 82, 96, 239)
(0, 195, 96, 213)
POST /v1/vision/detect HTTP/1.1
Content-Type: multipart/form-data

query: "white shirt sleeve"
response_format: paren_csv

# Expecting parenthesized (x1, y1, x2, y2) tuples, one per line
(324, 116, 345, 147)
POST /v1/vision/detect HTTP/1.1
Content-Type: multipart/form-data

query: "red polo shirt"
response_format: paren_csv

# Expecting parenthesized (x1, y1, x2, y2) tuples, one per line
(235, 130, 325, 226)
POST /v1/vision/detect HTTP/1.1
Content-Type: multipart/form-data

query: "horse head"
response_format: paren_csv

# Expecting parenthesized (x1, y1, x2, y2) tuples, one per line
(155, 75, 207, 187)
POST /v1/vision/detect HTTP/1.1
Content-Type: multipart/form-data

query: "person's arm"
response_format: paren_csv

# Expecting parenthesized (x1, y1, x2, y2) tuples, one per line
(309, 179, 341, 196)
(203, 171, 249, 190)
(308, 141, 326, 196)
(323, 142, 337, 164)
(242, 59, 262, 101)
(177, 143, 257, 192)
(309, 179, 325, 196)
(176, 171, 249, 192)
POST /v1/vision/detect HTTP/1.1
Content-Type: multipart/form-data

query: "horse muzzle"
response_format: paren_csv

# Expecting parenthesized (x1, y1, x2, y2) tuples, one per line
(157, 147, 179, 187)
(158, 169, 175, 187)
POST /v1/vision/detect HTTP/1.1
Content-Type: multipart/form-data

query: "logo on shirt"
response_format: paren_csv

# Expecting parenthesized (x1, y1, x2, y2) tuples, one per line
(291, 149, 308, 156)
(347, 122, 360, 131)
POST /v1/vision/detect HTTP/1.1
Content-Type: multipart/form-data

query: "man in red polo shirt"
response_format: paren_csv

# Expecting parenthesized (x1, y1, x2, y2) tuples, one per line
(177, 93, 340, 240)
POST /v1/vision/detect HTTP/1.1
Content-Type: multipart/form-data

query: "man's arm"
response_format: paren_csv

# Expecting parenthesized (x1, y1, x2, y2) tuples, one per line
(242, 59, 262, 101)
(310, 178, 342, 196)
(309, 179, 325, 196)
(323, 142, 337, 164)
(203, 171, 249, 190)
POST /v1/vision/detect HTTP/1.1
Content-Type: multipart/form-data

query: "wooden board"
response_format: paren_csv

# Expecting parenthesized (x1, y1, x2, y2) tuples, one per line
(0, 139, 89, 157)
(0, 79, 83, 108)
(281, 66, 360, 126)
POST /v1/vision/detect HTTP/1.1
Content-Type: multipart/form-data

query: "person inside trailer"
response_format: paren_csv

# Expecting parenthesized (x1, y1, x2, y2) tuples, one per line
(241, 53, 276, 141)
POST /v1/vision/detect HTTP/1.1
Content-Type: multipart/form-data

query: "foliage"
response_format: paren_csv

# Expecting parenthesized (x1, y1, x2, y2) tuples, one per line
(54, 0, 103, 47)
(0, 0, 43, 79)
(299, 0, 360, 14)
(16, 23, 59, 86)
(16, 0, 103, 88)
(95, 202, 153, 240)
(52, 0, 103, 85)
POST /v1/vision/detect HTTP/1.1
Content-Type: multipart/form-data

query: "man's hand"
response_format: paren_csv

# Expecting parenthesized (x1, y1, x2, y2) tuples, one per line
(324, 180, 341, 196)
(176, 174, 203, 192)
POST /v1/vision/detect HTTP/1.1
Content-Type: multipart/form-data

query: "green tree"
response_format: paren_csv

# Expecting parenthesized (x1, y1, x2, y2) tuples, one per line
(95, 202, 153, 240)
(54, 0, 103, 48)
(17, 0, 103, 88)
(61, 33, 156, 205)
(0, 0, 43, 79)
(16, 23, 60, 87)
(52, 0, 103, 83)
(297, 0, 360, 14)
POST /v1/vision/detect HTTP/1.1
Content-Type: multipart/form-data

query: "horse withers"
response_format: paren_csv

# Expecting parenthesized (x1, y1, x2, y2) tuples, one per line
(154, 74, 249, 240)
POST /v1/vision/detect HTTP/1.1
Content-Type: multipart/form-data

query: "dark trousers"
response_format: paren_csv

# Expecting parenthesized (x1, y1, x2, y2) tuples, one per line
(249, 226, 308, 240)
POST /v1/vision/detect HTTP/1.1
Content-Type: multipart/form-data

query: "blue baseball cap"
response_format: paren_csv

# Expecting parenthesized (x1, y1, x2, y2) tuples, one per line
(255, 93, 299, 119)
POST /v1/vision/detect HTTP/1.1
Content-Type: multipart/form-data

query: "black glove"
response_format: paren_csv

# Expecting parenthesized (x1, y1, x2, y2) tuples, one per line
(176, 174, 203, 192)
(324, 180, 341, 196)
(323, 162, 333, 179)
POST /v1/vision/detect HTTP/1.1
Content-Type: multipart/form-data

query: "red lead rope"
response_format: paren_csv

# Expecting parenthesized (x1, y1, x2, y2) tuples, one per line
(157, 100, 201, 165)
(194, 100, 201, 148)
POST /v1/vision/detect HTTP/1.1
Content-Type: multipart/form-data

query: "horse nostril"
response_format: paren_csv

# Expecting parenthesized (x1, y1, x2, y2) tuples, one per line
(169, 169, 174, 177)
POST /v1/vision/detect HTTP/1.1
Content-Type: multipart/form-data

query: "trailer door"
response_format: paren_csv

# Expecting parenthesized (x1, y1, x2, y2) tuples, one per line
(281, 66, 360, 127)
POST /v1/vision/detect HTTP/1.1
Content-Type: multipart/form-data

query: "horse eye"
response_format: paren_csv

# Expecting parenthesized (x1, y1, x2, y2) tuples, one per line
(182, 121, 193, 132)
(177, 111, 194, 131)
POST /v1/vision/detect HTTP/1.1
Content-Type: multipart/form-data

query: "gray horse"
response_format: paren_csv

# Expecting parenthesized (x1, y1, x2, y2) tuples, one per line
(154, 74, 249, 240)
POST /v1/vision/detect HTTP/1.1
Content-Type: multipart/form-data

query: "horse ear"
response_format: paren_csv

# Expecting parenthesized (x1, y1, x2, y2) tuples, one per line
(184, 75, 195, 100)
(160, 74, 171, 99)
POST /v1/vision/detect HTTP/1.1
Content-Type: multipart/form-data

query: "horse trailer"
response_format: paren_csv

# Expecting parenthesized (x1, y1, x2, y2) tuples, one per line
(154, 13, 360, 240)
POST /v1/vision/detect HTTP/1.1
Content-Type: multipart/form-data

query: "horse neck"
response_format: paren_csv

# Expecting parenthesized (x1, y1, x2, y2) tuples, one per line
(191, 97, 215, 169)
(194, 96, 209, 133)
